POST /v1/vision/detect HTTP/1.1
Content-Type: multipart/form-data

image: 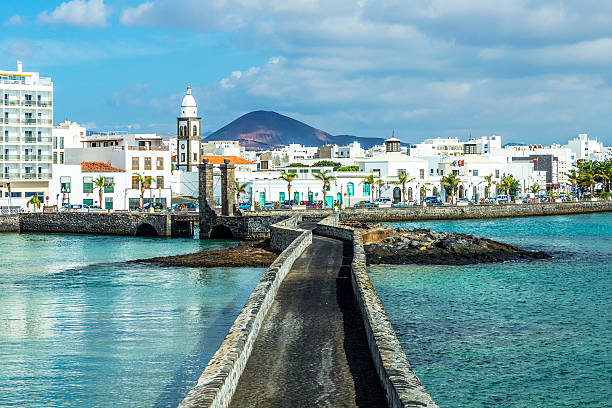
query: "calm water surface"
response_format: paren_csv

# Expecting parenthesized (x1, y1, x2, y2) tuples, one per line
(0, 233, 265, 407)
(370, 213, 612, 408)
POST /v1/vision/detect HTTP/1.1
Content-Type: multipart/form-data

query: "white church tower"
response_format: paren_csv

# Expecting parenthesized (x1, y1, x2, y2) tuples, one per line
(177, 86, 202, 172)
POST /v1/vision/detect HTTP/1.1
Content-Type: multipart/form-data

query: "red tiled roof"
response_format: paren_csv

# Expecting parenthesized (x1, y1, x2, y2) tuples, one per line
(201, 155, 256, 165)
(80, 161, 125, 172)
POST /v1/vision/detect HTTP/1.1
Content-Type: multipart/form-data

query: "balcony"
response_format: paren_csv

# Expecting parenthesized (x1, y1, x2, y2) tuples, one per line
(23, 119, 37, 125)
(128, 145, 169, 151)
(38, 155, 52, 161)
(4, 137, 21, 143)
(37, 119, 52, 125)
(22, 155, 36, 162)
(2, 173, 21, 179)
(24, 137, 37, 143)
(37, 137, 52, 143)
(4, 155, 20, 161)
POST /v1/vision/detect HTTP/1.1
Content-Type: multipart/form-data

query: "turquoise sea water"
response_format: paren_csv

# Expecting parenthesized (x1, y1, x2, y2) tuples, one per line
(0, 233, 265, 407)
(369, 213, 612, 407)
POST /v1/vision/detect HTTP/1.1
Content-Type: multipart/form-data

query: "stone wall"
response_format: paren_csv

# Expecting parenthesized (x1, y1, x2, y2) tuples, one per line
(179, 227, 313, 408)
(0, 214, 19, 232)
(215, 215, 301, 239)
(340, 200, 612, 222)
(313, 219, 438, 408)
(269, 215, 306, 252)
(246, 200, 612, 223)
(18, 212, 171, 236)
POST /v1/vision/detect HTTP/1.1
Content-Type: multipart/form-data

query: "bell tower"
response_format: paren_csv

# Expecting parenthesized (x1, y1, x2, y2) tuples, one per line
(177, 85, 202, 172)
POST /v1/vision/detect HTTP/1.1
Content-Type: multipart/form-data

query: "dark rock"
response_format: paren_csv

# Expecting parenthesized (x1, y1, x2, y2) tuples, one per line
(364, 228, 551, 265)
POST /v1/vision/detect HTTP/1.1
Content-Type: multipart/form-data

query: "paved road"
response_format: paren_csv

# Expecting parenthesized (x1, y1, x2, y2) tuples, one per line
(230, 235, 386, 407)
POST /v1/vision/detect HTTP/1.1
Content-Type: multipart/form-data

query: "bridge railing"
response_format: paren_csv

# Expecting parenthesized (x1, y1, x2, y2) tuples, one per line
(179, 220, 312, 408)
(314, 215, 439, 408)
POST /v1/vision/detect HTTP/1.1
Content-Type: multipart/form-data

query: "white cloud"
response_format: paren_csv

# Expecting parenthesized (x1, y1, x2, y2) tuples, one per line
(38, 0, 111, 28)
(6, 15, 24, 25)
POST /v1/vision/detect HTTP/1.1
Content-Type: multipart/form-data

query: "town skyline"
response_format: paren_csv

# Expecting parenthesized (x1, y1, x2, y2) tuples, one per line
(3, 0, 612, 145)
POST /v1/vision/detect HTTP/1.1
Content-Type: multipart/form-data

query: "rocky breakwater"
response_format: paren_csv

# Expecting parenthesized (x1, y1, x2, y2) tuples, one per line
(343, 223, 550, 265)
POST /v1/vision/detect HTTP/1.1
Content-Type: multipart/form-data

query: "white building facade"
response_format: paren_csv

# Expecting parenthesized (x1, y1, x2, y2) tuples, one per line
(0, 62, 53, 207)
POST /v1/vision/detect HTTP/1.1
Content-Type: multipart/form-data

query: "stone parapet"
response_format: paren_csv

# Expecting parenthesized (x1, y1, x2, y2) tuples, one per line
(269, 215, 305, 252)
(179, 227, 313, 408)
(313, 218, 439, 408)
(0, 214, 19, 232)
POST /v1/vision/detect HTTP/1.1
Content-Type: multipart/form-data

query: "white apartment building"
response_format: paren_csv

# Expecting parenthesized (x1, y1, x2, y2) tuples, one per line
(408, 137, 464, 157)
(0, 62, 53, 207)
(566, 133, 603, 161)
(52, 120, 86, 165)
(58, 132, 172, 209)
(50, 162, 127, 210)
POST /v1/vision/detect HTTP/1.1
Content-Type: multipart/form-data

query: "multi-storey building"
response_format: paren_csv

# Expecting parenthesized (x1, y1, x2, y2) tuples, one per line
(53, 132, 172, 209)
(0, 62, 53, 206)
(52, 120, 86, 165)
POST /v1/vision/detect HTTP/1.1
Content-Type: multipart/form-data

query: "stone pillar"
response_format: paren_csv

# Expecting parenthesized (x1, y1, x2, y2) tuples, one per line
(198, 160, 216, 238)
(220, 158, 236, 216)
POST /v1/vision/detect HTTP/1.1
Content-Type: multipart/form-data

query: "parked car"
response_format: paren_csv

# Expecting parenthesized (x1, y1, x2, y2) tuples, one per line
(239, 202, 251, 210)
(456, 198, 473, 206)
(484, 197, 497, 204)
(496, 194, 509, 203)
(354, 201, 378, 208)
(262, 202, 276, 210)
(301, 201, 323, 208)
(143, 202, 164, 211)
(374, 198, 392, 207)
(424, 196, 443, 206)
(172, 202, 197, 211)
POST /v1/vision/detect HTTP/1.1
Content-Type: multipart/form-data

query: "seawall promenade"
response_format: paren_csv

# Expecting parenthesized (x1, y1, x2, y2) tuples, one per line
(248, 200, 612, 222)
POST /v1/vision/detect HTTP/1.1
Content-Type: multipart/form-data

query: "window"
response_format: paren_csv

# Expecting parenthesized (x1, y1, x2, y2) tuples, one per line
(299, 169, 309, 173)
(105, 197, 113, 210)
(193, 153, 197, 162)
(132, 157, 139, 170)
(83, 199, 93, 206)
(495, 169, 500, 178)
(83, 176, 93, 193)
(104, 177, 114, 193)
(363, 183, 370, 195)
(181, 153, 185, 162)
(60, 137, 64, 149)
(60, 176, 71, 193)
(129, 198, 140, 210)
(288, 169, 297, 174)
(144, 157, 151, 170)
(420, 169, 425, 179)
(193, 125, 197, 136)
(279, 192, 285, 201)
(473, 169, 479, 176)
(132, 176, 139, 190)
(53, 137, 57, 149)
(347, 182, 354, 196)
(453, 170, 459, 175)
(156, 176, 164, 189)
(53, 152, 57, 164)
(157, 157, 164, 170)
(59, 152, 64, 164)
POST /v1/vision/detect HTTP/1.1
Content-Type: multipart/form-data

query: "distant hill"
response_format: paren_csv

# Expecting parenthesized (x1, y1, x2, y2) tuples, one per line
(204, 110, 385, 149)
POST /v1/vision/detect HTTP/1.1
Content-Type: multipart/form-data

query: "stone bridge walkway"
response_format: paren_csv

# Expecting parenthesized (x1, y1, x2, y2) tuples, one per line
(229, 231, 386, 407)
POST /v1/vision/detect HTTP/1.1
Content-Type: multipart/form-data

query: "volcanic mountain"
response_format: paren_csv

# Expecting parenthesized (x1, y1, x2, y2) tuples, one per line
(204, 110, 385, 149)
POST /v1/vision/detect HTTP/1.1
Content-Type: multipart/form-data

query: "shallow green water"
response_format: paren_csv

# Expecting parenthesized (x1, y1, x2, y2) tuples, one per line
(0, 233, 265, 407)
(370, 213, 612, 408)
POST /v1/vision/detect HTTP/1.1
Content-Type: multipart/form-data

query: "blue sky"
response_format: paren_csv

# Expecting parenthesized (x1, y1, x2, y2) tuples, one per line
(2, 0, 612, 145)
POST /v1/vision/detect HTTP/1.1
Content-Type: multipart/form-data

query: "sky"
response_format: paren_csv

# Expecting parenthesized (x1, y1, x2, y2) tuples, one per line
(2, 0, 612, 145)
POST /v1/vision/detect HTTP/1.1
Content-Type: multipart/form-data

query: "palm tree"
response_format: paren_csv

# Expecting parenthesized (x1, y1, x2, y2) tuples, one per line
(27, 195, 42, 212)
(360, 173, 376, 203)
(484, 174, 496, 198)
(235, 181, 249, 206)
(498, 174, 517, 201)
(529, 183, 540, 195)
(313, 170, 336, 208)
(91, 175, 115, 209)
(567, 169, 580, 199)
(374, 178, 386, 200)
(392, 173, 415, 205)
(441, 173, 460, 204)
(134, 172, 153, 209)
(279, 170, 298, 208)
